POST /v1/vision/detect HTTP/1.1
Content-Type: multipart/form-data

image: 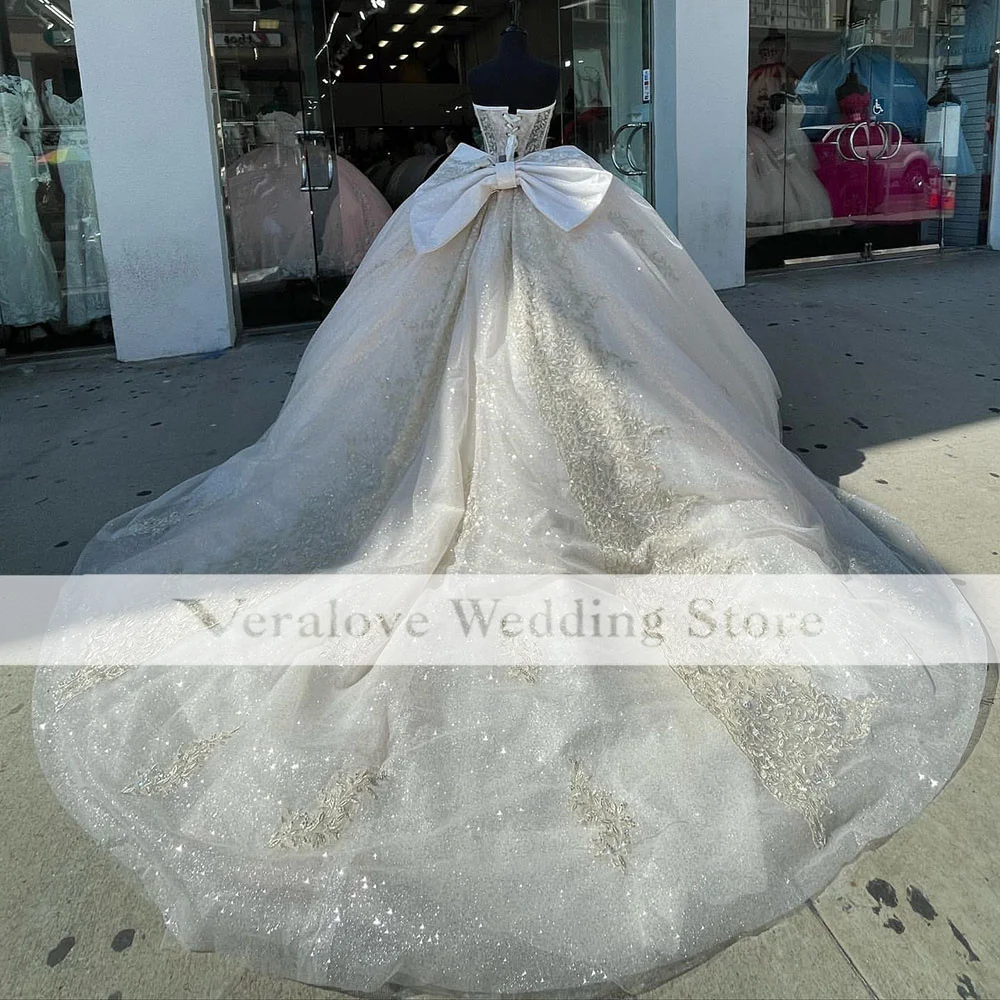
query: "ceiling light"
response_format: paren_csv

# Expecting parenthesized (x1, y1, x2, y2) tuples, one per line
(450, 4, 468, 13)
(390, 22, 405, 31)
(399, 53, 409, 60)
(358, 63, 368, 70)
(408, 3, 426, 12)
(378, 39, 389, 47)
(367, 52, 375, 59)
(389, 63, 398, 69)
(429, 24, 443, 33)
(413, 40, 425, 48)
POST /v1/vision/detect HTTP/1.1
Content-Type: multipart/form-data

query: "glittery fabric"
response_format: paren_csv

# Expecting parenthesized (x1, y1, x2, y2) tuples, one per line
(33, 111, 986, 996)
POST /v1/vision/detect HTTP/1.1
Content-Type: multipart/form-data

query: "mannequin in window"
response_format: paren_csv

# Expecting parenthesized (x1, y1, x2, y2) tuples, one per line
(0, 7, 61, 338)
(467, 2, 559, 112)
(43, 74, 111, 330)
(747, 90, 832, 231)
(836, 65, 871, 123)
(748, 28, 798, 131)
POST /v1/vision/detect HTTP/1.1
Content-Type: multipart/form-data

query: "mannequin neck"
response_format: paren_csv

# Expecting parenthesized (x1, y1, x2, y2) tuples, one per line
(498, 28, 529, 57)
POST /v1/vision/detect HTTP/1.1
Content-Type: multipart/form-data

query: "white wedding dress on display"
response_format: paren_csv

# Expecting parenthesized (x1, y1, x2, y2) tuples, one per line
(0, 75, 61, 328)
(747, 99, 834, 235)
(43, 81, 111, 328)
(35, 103, 986, 996)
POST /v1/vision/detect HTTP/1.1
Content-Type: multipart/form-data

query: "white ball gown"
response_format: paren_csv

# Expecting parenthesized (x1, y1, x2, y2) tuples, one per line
(227, 111, 392, 282)
(747, 99, 834, 235)
(34, 103, 986, 996)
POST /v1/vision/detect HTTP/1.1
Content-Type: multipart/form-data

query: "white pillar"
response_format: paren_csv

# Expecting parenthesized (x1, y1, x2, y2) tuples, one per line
(73, 0, 235, 361)
(653, 0, 749, 289)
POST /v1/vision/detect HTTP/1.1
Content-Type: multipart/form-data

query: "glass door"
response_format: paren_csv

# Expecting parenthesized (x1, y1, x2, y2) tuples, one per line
(205, 0, 341, 331)
(560, 0, 653, 203)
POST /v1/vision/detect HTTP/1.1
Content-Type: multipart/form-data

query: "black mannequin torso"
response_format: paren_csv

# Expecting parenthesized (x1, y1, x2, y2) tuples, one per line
(468, 28, 559, 111)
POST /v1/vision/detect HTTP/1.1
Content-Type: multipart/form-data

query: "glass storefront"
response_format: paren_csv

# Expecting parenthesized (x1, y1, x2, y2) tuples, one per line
(0, 0, 111, 357)
(746, 0, 1000, 269)
(205, 0, 653, 334)
(561, 0, 653, 203)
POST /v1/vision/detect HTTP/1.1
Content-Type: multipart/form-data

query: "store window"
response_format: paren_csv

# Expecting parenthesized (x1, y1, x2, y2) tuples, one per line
(0, 0, 111, 357)
(746, 0, 1000, 269)
(206, 0, 567, 335)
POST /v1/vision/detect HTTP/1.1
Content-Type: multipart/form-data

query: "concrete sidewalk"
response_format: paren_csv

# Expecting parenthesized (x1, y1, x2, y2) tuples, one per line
(1, 251, 999, 999)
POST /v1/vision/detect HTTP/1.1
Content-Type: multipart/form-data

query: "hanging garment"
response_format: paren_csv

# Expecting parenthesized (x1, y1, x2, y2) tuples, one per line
(0, 75, 60, 328)
(43, 80, 110, 328)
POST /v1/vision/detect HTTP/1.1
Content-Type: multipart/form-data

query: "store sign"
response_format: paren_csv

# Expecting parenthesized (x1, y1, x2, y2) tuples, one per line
(214, 31, 284, 48)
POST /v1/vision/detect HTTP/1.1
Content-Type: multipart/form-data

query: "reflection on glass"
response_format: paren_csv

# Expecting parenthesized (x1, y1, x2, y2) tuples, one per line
(0, 0, 110, 355)
(746, 0, 1000, 268)
(207, 0, 393, 330)
(561, 0, 652, 202)
(227, 110, 391, 288)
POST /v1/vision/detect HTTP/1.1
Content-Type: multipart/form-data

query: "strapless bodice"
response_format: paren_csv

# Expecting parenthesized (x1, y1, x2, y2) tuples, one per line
(473, 102, 556, 160)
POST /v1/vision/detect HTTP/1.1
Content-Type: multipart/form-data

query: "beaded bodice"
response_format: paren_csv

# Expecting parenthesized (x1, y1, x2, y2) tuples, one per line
(473, 102, 556, 161)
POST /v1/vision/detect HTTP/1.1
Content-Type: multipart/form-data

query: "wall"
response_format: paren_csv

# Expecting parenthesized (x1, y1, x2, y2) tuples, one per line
(74, 0, 235, 361)
(653, 1, 749, 289)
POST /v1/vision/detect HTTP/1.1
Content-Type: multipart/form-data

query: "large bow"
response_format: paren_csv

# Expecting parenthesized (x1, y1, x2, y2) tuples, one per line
(410, 143, 613, 255)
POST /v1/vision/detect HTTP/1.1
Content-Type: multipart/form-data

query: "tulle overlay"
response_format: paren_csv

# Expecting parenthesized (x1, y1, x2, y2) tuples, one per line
(35, 120, 985, 995)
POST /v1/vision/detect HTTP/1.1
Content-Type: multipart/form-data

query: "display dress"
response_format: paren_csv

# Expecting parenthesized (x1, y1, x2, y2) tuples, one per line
(747, 99, 833, 232)
(748, 97, 834, 233)
(43, 81, 110, 328)
(0, 75, 60, 328)
(34, 103, 987, 996)
(227, 110, 392, 282)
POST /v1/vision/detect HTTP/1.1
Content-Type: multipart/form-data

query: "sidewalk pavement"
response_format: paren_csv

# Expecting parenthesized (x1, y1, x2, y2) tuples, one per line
(1, 250, 998, 999)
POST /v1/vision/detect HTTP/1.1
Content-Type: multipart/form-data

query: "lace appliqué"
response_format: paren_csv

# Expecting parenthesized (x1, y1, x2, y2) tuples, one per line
(512, 246, 704, 574)
(52, 663, 136, 709)
(123, 729, 238, 796)
(509, 663, 541, 684)
(569, 760, 637, 872)
(269, 767, 387, 851)
(674, 666, 877, 847)
(521, 111, 553, 158)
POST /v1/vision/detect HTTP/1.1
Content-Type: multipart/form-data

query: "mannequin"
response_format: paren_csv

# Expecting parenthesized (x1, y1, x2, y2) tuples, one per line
(43, 75, 111, 329)
(468, 1, 559, 111)
(0, 5, 61, 339)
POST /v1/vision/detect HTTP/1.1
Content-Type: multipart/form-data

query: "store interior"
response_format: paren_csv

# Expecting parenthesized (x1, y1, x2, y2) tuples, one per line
(1, 0, 632, 352)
